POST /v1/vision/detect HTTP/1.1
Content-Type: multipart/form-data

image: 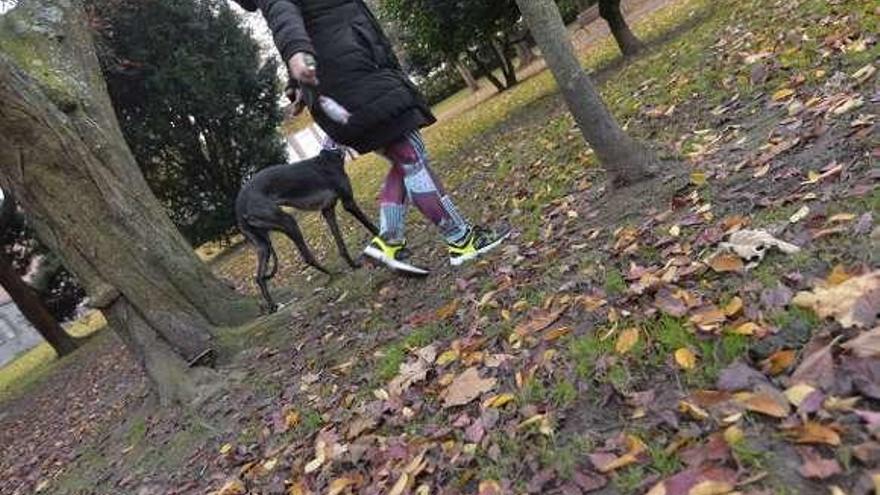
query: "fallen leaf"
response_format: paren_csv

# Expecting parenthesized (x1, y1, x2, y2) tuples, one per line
(690, 306, 727, 331)
(708, 253, 744, 273)
(772, 88, 795, 101)
(388, 473, 410, 495)
(443, 367, 497, 408)
(436, 349, 459, 366)
(216, 478, 246, 495)
(852, 63, 877, 84)
(512, 307, 566, 343)
(793, 271, 880, 328)
(717, 361, 769, 391)
(723, 425, 743, 445)
(762, 349, 796, 375)
(436, 300, 459, 319)
(483, 393, 515, 409)
(797, 447, 842, 479)
(789, 205, 810, 223)
(826, 264, 853, 286)
(615, 327, 640, 354)
(785, 421, 841, 446)
(730, 321, 763, 336)
(722, 297, 743, 317)
(478, 480, 502, 495)
(784, 384, 817, 407)
(841, 327, 880, 358)
(720, 229, 800, 263)
(791, 342, 835, 390)
(328, 476, 360, 495)
(740, 391, 790, 418)
(690, 171, 707, 186)
(388, 356, 431, 396)
(646, 466, 737, 495)
(675, 348, 697, 370)
(590, 435, 647, 473)
(543, 326, 572, 342)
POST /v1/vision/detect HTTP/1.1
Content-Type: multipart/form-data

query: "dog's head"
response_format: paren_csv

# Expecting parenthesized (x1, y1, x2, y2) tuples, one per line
(318, 146, 346, 169)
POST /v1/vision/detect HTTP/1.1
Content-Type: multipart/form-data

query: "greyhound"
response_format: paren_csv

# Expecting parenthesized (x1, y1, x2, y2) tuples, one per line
(235, 147, 378, 313)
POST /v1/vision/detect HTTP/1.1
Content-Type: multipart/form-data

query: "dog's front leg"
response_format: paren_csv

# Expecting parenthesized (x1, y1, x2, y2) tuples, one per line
(276, 215, 332, 275)
(342, 198, 379, 236)
(323, 206, 360, 269)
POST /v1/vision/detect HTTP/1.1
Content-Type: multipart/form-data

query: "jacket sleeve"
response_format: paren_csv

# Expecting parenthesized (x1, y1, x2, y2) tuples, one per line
(256, 0, 315, 63)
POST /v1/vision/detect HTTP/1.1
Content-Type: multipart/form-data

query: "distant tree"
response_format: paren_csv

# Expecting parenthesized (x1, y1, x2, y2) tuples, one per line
(599, 0, 644, 56)
(514, 0, 658, 186)
(0, 193, 85, 323)
(379, 0, 522, 92)
(87, 0, 287, 246)
(0, 191, 80, 357)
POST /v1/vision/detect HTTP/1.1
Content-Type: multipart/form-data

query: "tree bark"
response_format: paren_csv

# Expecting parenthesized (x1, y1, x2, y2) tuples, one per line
(453, 59, 480, 92)
(0, 253, 80, 357)
(0, 0, 245, 404)
(599, 0, 645, 57)
(514, 0, 658, 186)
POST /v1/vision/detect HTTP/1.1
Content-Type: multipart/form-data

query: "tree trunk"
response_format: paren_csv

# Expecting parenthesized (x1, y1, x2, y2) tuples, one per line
(599, 0, 645, 57)
(0, 253, 80, 357)
(514, 0, 658, 187)
(453, 59, 480, 92)
(0, 189, 79, 357)
(490, 37, 518, 88)
(0, 0, 245, 404)
(465, 49, 505, 92)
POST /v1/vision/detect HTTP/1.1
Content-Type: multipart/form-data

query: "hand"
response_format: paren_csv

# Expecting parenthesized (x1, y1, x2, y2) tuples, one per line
(287, 52, 318, 86)
(285, 85, 306, 116)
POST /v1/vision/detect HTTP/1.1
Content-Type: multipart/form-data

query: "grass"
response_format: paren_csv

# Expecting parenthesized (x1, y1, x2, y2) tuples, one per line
(0, 310, 106, 403)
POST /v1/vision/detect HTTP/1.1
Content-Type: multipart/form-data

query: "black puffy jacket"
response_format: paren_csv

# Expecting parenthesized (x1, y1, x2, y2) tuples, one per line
(239, 0, 436, 153)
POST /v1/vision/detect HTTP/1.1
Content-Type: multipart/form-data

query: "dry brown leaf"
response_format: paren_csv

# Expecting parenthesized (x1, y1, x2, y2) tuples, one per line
(478, 480, 503, 495)
(436, 300, 459, 320)
(841, 327, 880, 358)
(762, 349, 796, 375)
(675, 348, 697, 370)
(543, 326, 572, 342)
(483, 393, 515, 409)
(216, 479, 246, 495)
(387, 473, 410, 495)
(723, 297, 743, 317)
(785, 421, 841, 446)
(793, 271, 880, 328)
(740, 391, 790, 418)
(826, 264, 853, 285)
(591, 435, 647, 473)
(513, 307, 566, 340)
(690, 306, 727, 331)
(730, 321, 764, 336)
(442, 367, 497, 408)
(328, 476, 360, 495)
(708, 253, 744, 273)
(616, 327, 640, 354)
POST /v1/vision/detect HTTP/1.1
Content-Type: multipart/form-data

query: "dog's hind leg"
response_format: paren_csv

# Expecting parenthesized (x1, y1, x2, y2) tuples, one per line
(342, 197, 379, 236)
(322, 205, 359, 269)
(243, 226, 278, 313)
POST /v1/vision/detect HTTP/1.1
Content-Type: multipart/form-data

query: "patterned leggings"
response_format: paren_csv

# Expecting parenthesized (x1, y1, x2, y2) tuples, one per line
(377, 131, 470, 244)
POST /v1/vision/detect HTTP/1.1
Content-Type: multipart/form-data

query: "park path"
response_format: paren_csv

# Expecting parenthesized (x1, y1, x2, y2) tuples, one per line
(433, 0, 673, 122)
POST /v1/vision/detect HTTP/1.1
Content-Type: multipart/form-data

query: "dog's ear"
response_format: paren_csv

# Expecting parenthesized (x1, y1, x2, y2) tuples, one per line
(232, 0, 258, 12)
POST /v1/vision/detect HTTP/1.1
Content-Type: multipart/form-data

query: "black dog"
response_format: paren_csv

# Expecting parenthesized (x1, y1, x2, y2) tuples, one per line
(236, 148, 378, 313)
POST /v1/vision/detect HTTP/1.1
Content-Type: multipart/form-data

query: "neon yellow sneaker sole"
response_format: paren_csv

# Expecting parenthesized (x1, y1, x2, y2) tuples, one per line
(363, 237, 429, 276)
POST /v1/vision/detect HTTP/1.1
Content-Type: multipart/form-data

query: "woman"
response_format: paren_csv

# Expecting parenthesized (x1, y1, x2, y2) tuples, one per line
(234, 0, 508, 274)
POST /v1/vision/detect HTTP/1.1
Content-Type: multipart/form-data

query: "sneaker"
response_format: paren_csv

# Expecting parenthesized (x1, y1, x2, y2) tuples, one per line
(363, 236, 430, 276)
(448, 225, 511, 266)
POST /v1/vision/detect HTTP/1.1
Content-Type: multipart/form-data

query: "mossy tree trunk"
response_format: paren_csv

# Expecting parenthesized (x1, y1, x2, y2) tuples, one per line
(599, 0, 645, 57)
(514, 0, 658, 186)
(0, 0, 256, 404)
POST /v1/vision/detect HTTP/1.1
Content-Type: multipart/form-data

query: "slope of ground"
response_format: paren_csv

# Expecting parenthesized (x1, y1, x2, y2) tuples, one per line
(3, 0, 878, 493)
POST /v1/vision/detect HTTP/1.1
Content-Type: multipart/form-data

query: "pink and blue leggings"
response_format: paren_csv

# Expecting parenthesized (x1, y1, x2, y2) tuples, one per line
(325, 131, 470, 244)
